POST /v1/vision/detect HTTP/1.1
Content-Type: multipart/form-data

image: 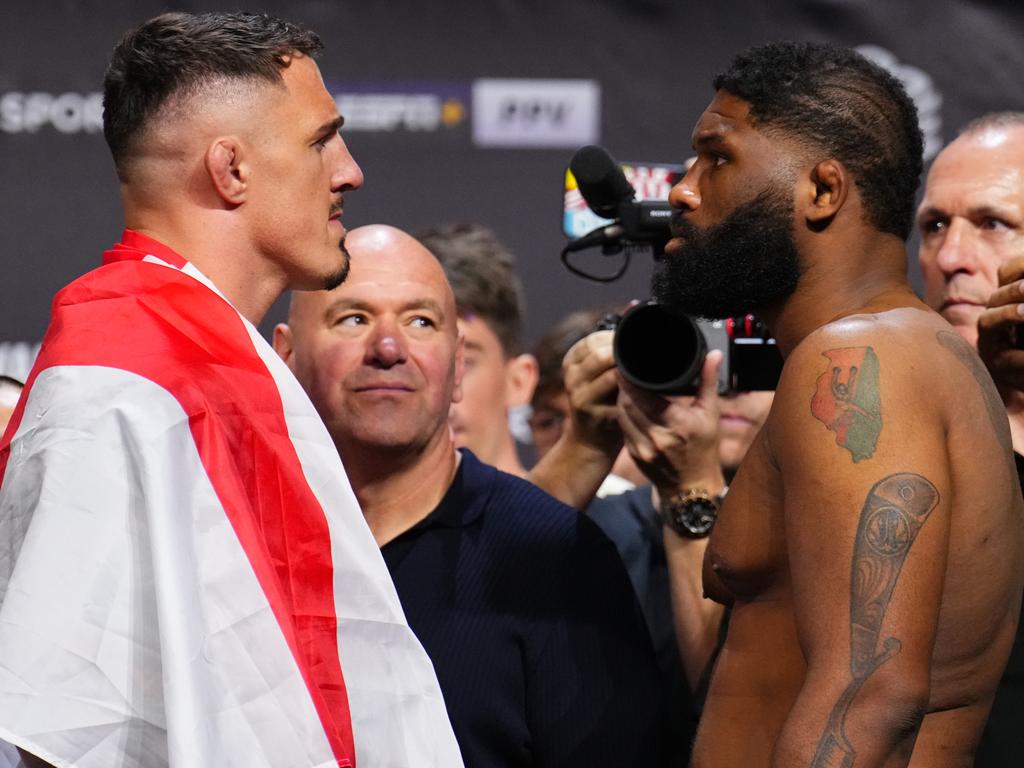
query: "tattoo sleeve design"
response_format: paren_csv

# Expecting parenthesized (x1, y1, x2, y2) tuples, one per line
(811, 473, 940, 768)
(811, 347, 882, 462)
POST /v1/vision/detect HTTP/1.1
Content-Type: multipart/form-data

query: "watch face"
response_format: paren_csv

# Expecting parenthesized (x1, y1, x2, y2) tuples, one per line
(674, 497, 718, 536)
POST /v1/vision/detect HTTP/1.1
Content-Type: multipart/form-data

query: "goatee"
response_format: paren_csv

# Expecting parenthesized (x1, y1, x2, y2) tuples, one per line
(323, 238, 351, 291)
(652, 187, 802, 319)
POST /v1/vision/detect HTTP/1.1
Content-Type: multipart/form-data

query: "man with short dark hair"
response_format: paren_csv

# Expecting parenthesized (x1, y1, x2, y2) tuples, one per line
(917, 111, 1024, 767)
(417, 223, 538, 476)
(275, 224, 668, 768)
(0, 12, 461, 768)
(661, 41, 1022, 766)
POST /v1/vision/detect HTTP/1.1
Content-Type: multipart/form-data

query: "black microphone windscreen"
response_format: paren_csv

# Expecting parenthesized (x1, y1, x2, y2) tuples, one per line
(569, 145, 636, 219)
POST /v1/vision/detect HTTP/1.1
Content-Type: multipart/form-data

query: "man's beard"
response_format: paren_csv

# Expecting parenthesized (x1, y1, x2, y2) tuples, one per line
(651, 187, 802, 319)
(323, 237, 351, 291)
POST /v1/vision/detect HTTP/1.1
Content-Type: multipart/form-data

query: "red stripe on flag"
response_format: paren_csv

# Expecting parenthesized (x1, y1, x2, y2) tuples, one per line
(1, 250, 354, 766)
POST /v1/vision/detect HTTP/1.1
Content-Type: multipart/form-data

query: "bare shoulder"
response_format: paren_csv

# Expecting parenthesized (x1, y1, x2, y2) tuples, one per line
(768, 308, 961, 468)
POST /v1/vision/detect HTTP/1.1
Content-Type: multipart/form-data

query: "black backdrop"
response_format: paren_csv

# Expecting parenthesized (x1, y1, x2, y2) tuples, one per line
(2, 0, 1024, 379)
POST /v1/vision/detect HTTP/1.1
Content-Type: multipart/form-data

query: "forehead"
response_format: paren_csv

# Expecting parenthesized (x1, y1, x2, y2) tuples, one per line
(277, 54, 338, 122)
(344, 245, 454, 309)
(692, 90, 753, 144)
(920, 129, 1024, 212)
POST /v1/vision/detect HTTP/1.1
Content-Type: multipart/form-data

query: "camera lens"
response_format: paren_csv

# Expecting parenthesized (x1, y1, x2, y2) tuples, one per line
(613, 301, 706, 394)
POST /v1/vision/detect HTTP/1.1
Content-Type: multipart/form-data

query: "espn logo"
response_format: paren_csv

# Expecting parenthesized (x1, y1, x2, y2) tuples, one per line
(472, 79, 600, 148)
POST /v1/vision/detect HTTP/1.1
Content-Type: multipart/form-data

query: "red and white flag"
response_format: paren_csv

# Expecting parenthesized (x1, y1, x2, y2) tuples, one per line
(0, 231, 463, 768)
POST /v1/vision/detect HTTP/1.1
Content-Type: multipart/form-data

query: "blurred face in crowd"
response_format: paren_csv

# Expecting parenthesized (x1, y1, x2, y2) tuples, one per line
(274, 225, 463, 458)
(528, 382, 772, 475)
(528, 388, 569, 460)
(917, 125, 1024, 348)
(447, 315, 536, 466)
(717, 390, 774, 475)
(0, 379, 22, 435)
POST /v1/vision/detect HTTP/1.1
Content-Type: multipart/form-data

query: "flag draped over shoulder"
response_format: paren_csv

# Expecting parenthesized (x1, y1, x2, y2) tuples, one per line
(0, 231, 463, 768)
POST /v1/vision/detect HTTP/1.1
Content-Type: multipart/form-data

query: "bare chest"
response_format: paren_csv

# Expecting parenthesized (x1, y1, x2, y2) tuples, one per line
(704, 432, 790, 604)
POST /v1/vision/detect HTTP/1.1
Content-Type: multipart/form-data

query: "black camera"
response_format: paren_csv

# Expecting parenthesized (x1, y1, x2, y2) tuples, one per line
(599, 301, 783, 395)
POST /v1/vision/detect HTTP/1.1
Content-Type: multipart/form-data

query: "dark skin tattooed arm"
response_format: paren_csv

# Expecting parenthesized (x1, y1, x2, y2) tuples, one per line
(811, 347, 883, 463)
(811, 474, 940, 768)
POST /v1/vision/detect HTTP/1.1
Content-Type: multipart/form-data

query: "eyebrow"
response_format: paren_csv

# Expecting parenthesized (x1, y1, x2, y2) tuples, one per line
(692, 129, 728, 152)
(325, 296, 447, 318)
(916, 203, 1018, 223)
(312, 115, 345, 141)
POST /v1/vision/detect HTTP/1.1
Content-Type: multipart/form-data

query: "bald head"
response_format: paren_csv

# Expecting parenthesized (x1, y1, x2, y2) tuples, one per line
(288, 224, 457, 333)
(917, 120, 1024, 347)
(275, 224, 464, 461)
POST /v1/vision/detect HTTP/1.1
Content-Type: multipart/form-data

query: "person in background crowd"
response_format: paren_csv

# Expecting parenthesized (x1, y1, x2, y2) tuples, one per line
(0, 376, 22, 434)
(274, 224, 669, 768)
(0, 12, 461, 768)
(417, 223, 538, 476)
(659, 40, 1022, 766)
(529, 308, 647, 495)
(917, 110, 1024, 767)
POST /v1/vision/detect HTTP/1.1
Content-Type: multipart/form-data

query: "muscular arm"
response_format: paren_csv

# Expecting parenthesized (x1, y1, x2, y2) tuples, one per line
(527, 331, 623, 508)
(770, 331, 950, 768)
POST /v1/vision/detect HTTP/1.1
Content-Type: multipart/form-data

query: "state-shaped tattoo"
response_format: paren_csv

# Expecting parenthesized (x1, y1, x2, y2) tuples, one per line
(811, 347, 882, 462)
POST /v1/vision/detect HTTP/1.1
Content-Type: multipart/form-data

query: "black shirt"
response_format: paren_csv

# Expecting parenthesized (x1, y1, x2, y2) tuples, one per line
(381, 450, 667, 767)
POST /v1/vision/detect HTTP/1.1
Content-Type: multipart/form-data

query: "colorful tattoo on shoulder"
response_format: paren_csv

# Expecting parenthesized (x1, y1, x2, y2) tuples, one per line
(811, 347, 882, 462)
(811, 473, 940, 767)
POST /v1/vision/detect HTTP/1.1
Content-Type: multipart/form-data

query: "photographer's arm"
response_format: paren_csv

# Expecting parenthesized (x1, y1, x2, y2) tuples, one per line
(617, 352, 727, 693)
(527, 330, 624, 509)
(977, 255, 1024, 453)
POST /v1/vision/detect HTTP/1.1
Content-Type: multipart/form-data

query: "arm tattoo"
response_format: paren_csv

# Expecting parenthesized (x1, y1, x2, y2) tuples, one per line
(811, 347, 882, 463)
(811, 473, 940, 768)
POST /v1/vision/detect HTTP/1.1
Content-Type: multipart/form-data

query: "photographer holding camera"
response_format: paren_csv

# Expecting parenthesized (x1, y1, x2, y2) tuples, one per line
(528, 317, 773, 764)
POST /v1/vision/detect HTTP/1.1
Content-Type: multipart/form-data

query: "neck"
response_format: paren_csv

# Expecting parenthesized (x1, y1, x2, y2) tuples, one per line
(341, 430, 460, 547)
(489, 431, 527, 478)
(762, 233, 920, 356)
(124, 205, 287, 325)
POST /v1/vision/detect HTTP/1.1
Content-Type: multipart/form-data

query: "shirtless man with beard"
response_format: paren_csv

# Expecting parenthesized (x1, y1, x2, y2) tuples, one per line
(657, 41, 1024, 767)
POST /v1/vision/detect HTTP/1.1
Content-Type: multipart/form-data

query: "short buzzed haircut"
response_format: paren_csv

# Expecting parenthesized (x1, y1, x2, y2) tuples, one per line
(103, 11, 323, 176)
(714, 41, 924, 240)
(417, 223, 526, 357)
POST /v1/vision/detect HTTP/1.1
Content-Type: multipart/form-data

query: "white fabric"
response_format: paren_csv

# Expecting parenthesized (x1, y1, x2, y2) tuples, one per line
(596, 473, 637, 499)
(0, 258, 463, 767)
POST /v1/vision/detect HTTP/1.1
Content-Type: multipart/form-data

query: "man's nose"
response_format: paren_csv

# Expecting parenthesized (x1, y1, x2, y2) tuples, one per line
(367, 323, 406, 367)
(933, 218, 979, 276)
(331, 135, 364, 192)
(668, 169, 700, 212)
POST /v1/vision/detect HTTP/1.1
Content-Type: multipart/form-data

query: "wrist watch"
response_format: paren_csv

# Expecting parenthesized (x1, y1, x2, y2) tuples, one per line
(660, 488, 723, 538)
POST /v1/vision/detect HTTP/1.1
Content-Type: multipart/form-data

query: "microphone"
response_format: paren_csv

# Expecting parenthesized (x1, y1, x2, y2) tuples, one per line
(568, 145, 674, 250)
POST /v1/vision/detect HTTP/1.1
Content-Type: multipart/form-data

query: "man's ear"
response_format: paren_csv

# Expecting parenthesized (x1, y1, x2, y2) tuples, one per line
(272, 323, 295, 369)
(803, 159, 849, 231)
(452, 332, 466, 404)
(205, 136, 249, 205)
(504, 353, 539, 408)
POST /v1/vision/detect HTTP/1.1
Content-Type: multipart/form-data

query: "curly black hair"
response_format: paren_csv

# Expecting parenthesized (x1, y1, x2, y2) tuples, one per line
(714, 41, 923, 240)
(103, 11, 323, 176)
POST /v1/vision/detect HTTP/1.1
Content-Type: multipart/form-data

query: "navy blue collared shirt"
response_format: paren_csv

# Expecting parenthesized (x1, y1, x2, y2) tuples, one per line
(381, 450, 667, 767)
